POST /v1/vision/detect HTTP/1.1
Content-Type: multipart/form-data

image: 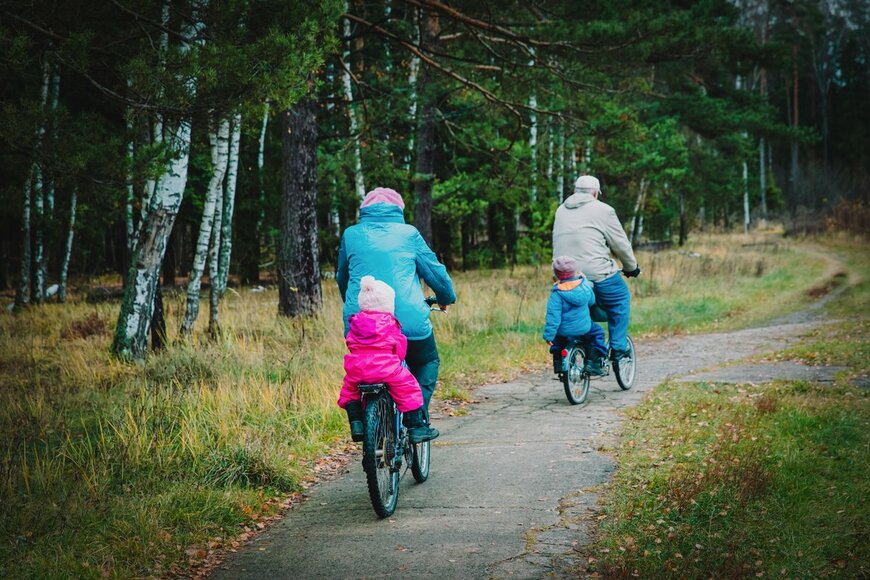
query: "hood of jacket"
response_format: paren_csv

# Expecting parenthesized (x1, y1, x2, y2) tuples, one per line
(348, 311, 398, 344)
(553, 277, 592, 307)
(562, 192, 596, 209)
(359, 203, 406, 224)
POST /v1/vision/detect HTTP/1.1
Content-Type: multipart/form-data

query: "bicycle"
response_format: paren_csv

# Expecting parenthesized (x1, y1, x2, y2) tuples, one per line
(357, 296, 445, 518)
(358, 382, 429, 518)
(555, 304, 637, 405)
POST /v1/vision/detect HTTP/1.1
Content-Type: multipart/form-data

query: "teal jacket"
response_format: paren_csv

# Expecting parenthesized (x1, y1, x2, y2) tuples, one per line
(542, 275, 596, 342)
(337, 203, 456, 341)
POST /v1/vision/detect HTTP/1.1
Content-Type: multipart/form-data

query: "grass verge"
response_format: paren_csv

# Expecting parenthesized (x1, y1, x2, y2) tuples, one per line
(0, 233, 847, 577)
(585, 234, 869, 578)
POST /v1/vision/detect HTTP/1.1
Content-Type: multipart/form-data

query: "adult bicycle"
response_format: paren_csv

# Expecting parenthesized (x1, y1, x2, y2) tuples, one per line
(358, 382, 429, 518)
(356, 296, 445, 517)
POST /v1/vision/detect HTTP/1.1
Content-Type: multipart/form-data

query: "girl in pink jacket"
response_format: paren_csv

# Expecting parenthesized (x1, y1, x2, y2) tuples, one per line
(338, 276, 439, 444)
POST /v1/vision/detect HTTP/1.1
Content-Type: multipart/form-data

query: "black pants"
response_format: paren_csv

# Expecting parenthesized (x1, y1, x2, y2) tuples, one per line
(405, 332, 440, 414)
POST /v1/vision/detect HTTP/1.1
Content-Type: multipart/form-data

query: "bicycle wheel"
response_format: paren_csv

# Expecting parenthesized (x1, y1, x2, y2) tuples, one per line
(363, 393, 399, 518)
(411, 440, 430, 482)
(613, 336, 637, 391)
(562, 345, 590, 405)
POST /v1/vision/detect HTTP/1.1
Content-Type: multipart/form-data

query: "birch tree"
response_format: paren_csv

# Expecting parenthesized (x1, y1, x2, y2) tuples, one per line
(209, 112, 242, 336)
(58, 187, 77, 303)
(180, 116, 230, 337)
(342, 1, 366, 201)
(114, 7, 205, 359)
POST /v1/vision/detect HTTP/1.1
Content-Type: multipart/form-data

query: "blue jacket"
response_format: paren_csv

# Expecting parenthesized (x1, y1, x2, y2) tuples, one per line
(542, 275, 596, 342)
(337, 203, 456, 341)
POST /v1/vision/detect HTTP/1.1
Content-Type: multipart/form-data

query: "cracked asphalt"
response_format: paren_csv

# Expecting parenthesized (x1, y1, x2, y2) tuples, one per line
(211, 312, 828, 579)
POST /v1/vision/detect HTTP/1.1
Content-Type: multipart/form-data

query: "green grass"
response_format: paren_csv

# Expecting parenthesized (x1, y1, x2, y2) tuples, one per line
(586, 234, 870, 578)
(0, 233, 853, 577)
(590, 380, 869, 578)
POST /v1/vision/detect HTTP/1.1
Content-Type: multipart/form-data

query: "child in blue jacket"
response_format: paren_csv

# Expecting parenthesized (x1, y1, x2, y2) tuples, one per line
(543, 256, 608, 375)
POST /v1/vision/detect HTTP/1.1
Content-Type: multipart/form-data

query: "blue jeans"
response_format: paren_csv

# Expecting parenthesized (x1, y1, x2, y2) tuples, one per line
(405, 332, 439, 413)
(592, 273, 631, 352)
(552, 324, 607, 359)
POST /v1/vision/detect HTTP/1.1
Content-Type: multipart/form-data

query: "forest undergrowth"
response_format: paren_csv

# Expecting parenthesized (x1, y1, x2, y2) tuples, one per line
(0, 233, 840, 578)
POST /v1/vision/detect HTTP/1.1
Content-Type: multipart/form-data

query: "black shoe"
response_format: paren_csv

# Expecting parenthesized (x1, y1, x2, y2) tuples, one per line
(584, 356, 606, 376)
(346, 402, 364, 442)
(350, 420, 364, 442)
(409, 425, 439, 443)
(611, 347, 631, 361)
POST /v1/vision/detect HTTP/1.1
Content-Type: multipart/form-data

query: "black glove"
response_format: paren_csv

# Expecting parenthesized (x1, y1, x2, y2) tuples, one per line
(623, 267, 641, 278)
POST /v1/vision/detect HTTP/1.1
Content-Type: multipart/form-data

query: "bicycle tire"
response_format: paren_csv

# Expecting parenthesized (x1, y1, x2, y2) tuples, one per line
(363, 392, 399, 518)
(411, 440, 430, 482)
(563, 345, 590, 405)
(613, 336, 637, 391)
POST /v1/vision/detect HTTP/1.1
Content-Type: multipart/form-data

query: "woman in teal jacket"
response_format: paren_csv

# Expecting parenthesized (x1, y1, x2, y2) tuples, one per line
(336, 187, 456, 411)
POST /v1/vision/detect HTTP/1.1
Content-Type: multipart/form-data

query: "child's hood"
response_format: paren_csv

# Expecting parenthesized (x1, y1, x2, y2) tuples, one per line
(348, 310, 398, 342)
(553, 277, 592, 307)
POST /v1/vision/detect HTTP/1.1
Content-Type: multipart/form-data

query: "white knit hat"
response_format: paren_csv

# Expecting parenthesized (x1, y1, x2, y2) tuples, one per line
(574, 175, 600, 195)
(357, 275, 395, 314)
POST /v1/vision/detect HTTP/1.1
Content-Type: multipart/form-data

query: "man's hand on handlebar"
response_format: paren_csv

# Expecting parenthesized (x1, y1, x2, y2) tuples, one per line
(623, 267, 641, 278)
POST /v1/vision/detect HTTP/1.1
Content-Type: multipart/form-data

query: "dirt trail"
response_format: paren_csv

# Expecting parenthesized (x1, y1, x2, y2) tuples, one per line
(211, 247, 847, 580)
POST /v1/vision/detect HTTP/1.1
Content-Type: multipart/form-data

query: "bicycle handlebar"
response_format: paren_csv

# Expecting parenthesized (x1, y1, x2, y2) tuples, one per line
(425, 295, 448, 313)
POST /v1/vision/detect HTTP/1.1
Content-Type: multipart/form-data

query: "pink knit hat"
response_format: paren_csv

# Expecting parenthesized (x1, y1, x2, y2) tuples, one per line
(357, 275, 396, 314)
(360, 187, 405, 209)
(552, 256, 579, 280)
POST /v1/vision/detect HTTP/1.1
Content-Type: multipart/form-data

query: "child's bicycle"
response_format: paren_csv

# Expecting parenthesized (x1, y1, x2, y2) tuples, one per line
(357, 382, 429, 518)
(556, 304, 637, 405)
(356, 296, 446, 518)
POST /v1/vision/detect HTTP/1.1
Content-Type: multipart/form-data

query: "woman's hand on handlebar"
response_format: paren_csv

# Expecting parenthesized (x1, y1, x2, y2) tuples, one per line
(425, 295, 450, 313)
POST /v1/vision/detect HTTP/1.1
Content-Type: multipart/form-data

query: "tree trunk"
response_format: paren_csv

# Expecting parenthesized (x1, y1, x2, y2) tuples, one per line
(405, 8, 421, 173)
(278, 96, 322, 317)
(556, 125, 565, 201)
(15, 170, 33, 310)
(209, 112, 242, 337)
(413, 10, 440, 245)
(58, 187, 77, 303)
(528, 54, 538, 203)
(759, 137, 767, 219)
(342, 1, 366, 201)
(742, 160, 750, 233)
(678, 189, 688, 246)
(181, 117, 230, 336)
(630, 178, 647, 244)
(207, 178, 224, 338)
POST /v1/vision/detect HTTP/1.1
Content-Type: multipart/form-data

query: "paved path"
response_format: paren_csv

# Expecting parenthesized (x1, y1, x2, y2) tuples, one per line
(212, 316, 826, 580)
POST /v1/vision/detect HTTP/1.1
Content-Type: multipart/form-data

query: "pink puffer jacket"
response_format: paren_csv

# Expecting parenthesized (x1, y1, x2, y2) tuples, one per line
(337, 311, 423, 413)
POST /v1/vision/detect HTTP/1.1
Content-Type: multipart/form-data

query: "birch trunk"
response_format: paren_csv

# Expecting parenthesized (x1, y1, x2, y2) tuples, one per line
(32, 59, 51, 304)
(207, 178, 224, 338)
(210, 113, 242, 336)
(342, 1, 366, 200)
(528, 54, 537, 203)
(546, 120, 554, 187)
(126, 106, 136, 254)
(630, 178, 647, 245)
(405, 8, 421, 172)
(14, 170, 32, 309)
(180, 117, 230, 336)
(256, 102, 269, 240)
(413, 10, 440, 245)
(113, 7, 203, 359)
(742, 160, 750, 233)
(558, 128, 565, 201)
(58, 187, 77, 303)
(140, 2, 170, 225)
(759, 137, 767, 219)
(279, 96, 322, 316)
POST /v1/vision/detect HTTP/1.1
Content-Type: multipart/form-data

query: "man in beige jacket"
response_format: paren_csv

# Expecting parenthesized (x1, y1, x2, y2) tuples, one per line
(552, 175, 640, 359)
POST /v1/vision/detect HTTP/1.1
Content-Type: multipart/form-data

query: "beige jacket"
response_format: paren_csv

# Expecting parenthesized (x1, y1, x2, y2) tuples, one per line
(552, 193, 638, 282)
